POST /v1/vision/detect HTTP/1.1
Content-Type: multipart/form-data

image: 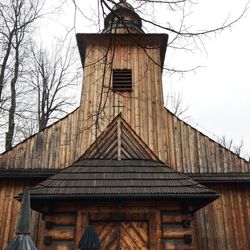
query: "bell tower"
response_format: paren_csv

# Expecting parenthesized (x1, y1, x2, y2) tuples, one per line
(76, 0, 169, 160)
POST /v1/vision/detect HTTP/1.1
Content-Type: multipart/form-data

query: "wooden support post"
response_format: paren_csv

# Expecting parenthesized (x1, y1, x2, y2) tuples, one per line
(117, 119, 122, 160)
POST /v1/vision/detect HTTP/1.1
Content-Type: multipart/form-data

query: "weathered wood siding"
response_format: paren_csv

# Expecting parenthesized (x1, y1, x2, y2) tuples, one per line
(0, 38, 249, 173)
(0, 38, 167, 170)
(76, 37, 168, 162)
(36, 201, 193, 250)
(163, 109, 250, 173)
(0, 182, 249, 250)
(40, 213, 76, 250)
(0, 107, 248, 174)
(194, 184, 250, 250)
(161, 211, 193, 250)
(0, 179, 41, 250)
(0, 109, 81, 170)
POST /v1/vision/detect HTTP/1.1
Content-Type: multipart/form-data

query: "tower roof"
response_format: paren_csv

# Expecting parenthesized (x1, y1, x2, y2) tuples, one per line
(103, 0, 143, 34)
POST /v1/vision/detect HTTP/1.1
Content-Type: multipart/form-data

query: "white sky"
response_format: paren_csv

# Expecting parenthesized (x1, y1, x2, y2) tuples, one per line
(37, 0, 250, 159)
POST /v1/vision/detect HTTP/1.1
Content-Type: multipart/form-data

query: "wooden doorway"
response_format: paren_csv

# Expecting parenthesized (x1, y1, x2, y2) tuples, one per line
(92, 221, 149, 250)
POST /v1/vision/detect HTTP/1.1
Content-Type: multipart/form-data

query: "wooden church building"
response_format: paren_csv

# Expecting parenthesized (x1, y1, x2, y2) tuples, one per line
(0, 1, 250, 249)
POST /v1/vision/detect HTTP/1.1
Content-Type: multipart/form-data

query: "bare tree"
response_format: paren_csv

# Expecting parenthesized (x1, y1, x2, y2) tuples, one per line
(218, 136, 233, 151)
(29, 40, 80, 131)
(5, 30, 19, 150)
(165, 91, 189, 119)
(64, 0, 249, 139)
(95, 0, 249, 73)
(0, 0, 44, 150)
(233, 139, 244, 157)
(218, 136, 245, 157)
(0, 0, 81, 152)
(0, 0, 43, 107)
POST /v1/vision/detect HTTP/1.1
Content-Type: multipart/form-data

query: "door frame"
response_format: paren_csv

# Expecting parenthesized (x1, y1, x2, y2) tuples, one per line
(76, 207, 162, 250)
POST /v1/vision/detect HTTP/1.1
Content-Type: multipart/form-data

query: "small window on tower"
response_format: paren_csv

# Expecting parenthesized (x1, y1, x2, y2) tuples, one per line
(113, 69, 132, 91)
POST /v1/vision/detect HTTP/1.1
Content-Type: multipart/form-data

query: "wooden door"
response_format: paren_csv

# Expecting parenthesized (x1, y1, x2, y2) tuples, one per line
(92, 221, 149, 250)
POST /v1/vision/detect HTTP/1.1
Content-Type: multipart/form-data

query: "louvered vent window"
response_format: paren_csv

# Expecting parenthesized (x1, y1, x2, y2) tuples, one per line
(113, 69, 132, 91)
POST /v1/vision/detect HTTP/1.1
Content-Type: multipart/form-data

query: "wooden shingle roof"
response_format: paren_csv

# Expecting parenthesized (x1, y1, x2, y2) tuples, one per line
(28, 116, 219, 211)
(29, 159, 218, 200)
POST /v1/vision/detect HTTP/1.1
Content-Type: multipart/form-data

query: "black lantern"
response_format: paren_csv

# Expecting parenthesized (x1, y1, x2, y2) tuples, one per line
(78, 224, 101, 250)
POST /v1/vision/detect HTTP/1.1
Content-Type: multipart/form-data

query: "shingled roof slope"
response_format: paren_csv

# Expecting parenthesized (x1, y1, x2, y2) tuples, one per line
(28, 116, 219, 212)
(29, 159, 218, 200)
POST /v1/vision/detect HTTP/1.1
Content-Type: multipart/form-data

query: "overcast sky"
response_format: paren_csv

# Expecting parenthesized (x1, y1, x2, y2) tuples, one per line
(163, 0, 250, 158)
(38, 0, 250, 159)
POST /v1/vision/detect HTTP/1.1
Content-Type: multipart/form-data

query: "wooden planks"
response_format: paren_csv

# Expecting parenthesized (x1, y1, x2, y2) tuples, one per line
(0, 109, 81, 170)
(194, 184, 250, 250)
(0, 179, 41, 250)
(0, 32, 249, 250)
(0, 36, 249, 175)
(163, 108, 250, 173)
(42, 213, 76, 250)
(2, 182, 248, 250)
(92, 221, 149, 250)
(161, 211, 193, 250)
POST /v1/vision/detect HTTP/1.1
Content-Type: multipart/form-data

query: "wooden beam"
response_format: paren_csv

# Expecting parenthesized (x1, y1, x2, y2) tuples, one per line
(117, 119, 121, 160)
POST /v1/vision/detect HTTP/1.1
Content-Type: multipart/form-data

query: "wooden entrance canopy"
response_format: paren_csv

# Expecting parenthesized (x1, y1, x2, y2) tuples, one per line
(18, 115, 219, 249)
(27, 115, 219, 213)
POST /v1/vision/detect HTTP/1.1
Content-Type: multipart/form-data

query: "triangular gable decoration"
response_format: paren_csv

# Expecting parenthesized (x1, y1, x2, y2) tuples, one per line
(82, 115, 158, 161)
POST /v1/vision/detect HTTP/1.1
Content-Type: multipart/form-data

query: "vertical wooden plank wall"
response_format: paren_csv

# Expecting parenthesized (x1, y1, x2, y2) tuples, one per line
(0, 179, 41, 250)
(163, 109, 250, 173)
(0, 39, 249, 174)
(0, 109, 81, 170)
(193, 184, 250, 250)
(1, 182, 249, 250)
(78, 40, 168, 163)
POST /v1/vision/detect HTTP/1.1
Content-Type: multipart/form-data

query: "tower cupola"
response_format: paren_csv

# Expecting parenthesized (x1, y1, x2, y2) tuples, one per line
(103, 0, 143, 34)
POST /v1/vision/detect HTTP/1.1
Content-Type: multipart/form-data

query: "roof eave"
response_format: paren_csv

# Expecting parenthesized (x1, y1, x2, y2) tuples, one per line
(25, 193, 219, 214)
(76, 33, 168, 70)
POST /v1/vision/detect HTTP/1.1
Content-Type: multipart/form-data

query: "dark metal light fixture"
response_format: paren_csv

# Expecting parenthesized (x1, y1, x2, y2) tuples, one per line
(7, 189, 37, 250)
(78, 224, 101, 250)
